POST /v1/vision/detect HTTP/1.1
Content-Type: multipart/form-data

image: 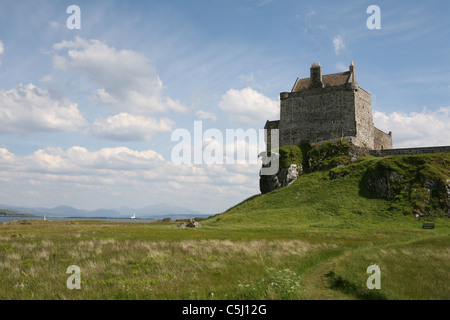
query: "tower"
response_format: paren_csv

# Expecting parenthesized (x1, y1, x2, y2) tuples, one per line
(265, 62, 392, 150)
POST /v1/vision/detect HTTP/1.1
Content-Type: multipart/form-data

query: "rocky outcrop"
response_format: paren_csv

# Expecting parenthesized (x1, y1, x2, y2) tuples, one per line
(366, 169, 404, 199)
(187, 219, 201, 228)
(177, 219, 202, 228)
(260, 141, 365, 194)
(259, 164, 302, 194)
(364, 159, 450, 217)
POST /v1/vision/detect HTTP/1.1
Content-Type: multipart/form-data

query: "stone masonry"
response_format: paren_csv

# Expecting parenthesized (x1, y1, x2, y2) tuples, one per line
(265, 62, 392, 151)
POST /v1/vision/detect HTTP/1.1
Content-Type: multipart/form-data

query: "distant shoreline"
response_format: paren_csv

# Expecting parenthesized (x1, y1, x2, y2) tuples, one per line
(0, 212, 37, 217)
(63, 216, 155, 220)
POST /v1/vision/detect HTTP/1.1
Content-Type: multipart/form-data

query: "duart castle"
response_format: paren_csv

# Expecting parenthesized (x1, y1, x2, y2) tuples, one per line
(264, 62, 392, 151)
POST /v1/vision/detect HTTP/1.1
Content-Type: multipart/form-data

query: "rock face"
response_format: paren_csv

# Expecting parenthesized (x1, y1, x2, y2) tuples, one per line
(364, 160, 450, 216)
(259, 164, 302, 194)
(366, 169, 404, 199)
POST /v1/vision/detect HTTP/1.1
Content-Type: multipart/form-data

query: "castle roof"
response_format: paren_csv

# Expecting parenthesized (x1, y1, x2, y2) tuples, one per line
(291, 71, 351, 92)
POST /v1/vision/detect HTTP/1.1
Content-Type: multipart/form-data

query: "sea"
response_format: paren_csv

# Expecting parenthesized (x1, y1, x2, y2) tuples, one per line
(0, 216, 158, 223)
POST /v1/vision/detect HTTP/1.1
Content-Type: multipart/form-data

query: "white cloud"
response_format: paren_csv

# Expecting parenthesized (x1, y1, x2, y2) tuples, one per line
(52, 55, 68, 70)
(195, 110, 217, 122)
(4, 146, 165, 174)
(53, 37, 188, 115)
(373, 107, 450, 148)
(87, 112, 174, 141)
(0, 145, 260, 212)
(219, 87, 279, 124)
(39, 74, 52, 83)
(238, 72, 256, 85)
(49, 21, 59, 28)
(0, 83, 86, 134)
(333, 35, 345, 54)
(0, 144, 261, 183)
(0, 41, 3, 66)
(335, 62, 347, 72)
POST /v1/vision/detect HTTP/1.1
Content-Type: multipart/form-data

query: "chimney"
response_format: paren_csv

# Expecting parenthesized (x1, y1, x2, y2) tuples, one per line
(309, 62, 323, 88)
(349, 61, 357, 83)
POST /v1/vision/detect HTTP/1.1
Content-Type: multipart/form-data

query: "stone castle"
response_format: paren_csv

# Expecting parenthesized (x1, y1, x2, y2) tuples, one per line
(265, 62, 392, 151)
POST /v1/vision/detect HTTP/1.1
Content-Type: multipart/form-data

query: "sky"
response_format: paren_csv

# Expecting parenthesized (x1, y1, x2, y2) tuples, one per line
(0, 0, 449, 214)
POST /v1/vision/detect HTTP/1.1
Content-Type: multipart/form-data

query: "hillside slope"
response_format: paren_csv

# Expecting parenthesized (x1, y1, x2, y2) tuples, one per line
(205, 151, 450, 229)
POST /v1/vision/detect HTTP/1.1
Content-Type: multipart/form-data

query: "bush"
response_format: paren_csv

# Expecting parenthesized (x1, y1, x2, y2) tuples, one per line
(278, 145, 303, 169)
(307, 140, 351, 172)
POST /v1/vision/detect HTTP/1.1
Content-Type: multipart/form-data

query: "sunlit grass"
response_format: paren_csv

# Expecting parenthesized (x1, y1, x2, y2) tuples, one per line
(328, 235, 450, 299)
(1, 153, 449, 300)
(0, 221, 335, 299)
(1, 218, 448, 300)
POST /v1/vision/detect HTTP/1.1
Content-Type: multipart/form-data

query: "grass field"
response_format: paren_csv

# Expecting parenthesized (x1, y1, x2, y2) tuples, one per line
(0, 218, 448, 300)
(1, 153, 449, 300)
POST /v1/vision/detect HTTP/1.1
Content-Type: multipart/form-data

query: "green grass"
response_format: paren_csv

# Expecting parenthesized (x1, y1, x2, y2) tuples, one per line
(0, 221, 339, 299)
(278, 145, 303, 169)
(327, 233, 450, 299)
(1, 152, 449, 300)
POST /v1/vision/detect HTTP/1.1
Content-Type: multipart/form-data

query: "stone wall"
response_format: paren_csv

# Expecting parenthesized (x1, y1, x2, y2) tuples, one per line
(279, 85, 358, 148)
(370, 146, 450, 157)
(354, 87, 375, 149)
(264, 120, 280, 151)
(373, 127, 393, 150)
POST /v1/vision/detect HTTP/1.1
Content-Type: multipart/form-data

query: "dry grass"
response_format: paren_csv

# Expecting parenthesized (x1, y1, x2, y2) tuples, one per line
(1, 219, 448, 300)
(0, 232, 325, 299)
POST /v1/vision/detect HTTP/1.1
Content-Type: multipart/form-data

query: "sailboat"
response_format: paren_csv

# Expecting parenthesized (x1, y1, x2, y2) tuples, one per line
(43, 215, 46, 221)
(131, 213, 136, 219)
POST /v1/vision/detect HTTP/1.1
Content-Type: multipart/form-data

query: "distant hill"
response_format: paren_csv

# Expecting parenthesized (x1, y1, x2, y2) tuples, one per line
(0, 203, 207, 219)
(0, 209, 36, 217)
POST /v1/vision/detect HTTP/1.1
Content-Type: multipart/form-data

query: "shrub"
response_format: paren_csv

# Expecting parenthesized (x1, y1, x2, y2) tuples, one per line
(278, 145, 303, 169)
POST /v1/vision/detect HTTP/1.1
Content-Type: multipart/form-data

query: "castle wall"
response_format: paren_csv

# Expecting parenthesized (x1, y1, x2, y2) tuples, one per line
(264, 120, 279, 151)
(354, 88, 375, 149)
(373, 127, 392, 150)
(279, 85, 357, 148)
(369, 146, 450, 157)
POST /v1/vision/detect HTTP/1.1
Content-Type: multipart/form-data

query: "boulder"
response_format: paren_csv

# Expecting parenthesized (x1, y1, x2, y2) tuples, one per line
(259, 164, 302, 194)
(187, 219, 201, 228)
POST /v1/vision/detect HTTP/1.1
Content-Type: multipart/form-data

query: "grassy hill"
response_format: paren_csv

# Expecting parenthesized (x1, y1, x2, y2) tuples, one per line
(199, 149, 450, 299)
(205, 150, 450, 229)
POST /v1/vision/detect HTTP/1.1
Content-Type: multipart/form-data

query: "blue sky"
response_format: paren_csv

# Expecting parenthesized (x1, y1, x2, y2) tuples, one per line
(0, 0, 449, 213)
